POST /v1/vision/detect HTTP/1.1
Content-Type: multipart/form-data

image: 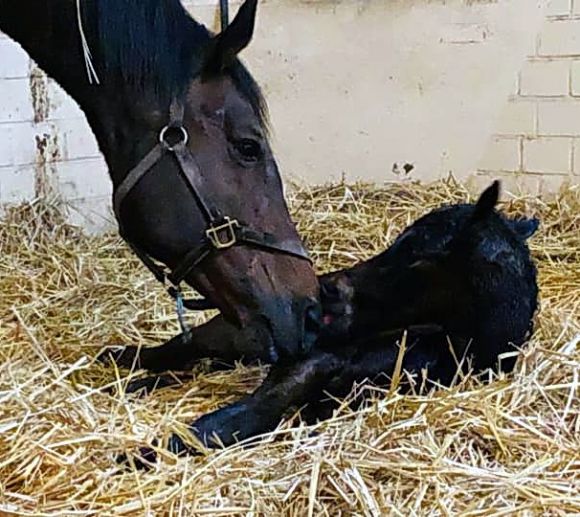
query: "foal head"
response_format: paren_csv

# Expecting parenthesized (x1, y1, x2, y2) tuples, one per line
(320, 182, 539, 342)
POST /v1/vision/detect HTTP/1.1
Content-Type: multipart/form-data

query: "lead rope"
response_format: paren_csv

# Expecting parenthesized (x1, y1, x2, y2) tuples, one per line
(175, 289, 188, 333)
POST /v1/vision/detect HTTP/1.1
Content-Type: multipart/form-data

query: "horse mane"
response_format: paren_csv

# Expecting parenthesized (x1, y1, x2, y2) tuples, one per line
(93, 0, 267, 125)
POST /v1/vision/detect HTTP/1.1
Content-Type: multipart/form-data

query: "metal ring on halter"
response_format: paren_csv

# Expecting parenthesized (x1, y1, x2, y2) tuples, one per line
(159, 125, 189, 152)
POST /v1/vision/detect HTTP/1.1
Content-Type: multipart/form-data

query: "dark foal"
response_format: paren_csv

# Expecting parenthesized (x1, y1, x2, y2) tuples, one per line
(111, 181, 539, 453)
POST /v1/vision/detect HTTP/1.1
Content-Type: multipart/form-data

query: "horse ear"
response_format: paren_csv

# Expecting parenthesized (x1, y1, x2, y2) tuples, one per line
(203, 0, 258, 76)
(471, 180, 500, 222)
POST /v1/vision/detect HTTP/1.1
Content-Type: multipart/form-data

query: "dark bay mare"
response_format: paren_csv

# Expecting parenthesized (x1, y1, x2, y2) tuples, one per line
(0, 0, 321, 360)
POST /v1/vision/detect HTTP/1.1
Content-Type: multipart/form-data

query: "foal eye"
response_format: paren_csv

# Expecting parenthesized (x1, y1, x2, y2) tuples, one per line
(233, 138, 263, 162)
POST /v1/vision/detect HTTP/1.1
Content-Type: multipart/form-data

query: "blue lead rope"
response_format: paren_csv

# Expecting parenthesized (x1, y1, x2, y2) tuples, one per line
(174, 289, 188, 333)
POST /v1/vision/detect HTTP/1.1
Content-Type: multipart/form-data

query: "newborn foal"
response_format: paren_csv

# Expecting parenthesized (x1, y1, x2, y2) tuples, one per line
(167, 181, 538, 450)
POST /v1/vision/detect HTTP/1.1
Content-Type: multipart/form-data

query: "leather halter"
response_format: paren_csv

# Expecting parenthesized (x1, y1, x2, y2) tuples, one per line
(112, 97, 311, 313)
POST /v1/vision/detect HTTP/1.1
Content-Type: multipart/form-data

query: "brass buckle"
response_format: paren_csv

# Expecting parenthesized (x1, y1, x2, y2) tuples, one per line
(206, 217, 240, 249)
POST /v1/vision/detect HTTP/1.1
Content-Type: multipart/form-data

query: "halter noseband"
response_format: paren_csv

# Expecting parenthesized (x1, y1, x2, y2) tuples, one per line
(112, 97, 311, 321)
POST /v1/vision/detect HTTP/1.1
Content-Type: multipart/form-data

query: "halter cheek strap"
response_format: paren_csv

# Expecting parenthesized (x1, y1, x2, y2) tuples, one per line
(112, 97, 312, 322)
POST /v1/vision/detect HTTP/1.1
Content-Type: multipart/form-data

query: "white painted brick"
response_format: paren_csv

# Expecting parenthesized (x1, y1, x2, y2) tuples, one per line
(440, 23, 489, 44)
(66, 197, 115, 234)
(47, 80, 85, 120)
(520, 60, 569, 97)
(547, 0, 572, 17)
(56, 158, 111, 201)
(570, 61, 580, 95)
(475, 171, 571, 196)
(0, 122, 58, 168)
(539, 20, 580, 56)
(510, 75, 520, 96)
(56, 119, 101, 161)
(538, 101, 580, 135)
(0, 39, 30, 79)
(573, 139, 580, 173)
(182, 3, 221, 30)
(0, 126, 13, 167)
(0, 165, 35, 203)
(495, 101, 536, 135)
(8, 121, 102, 166)
(523, 137, 572, 173)
(478, 137, 521, 172)
(9, 122, 53, 166)
(0, 79, 34, 123)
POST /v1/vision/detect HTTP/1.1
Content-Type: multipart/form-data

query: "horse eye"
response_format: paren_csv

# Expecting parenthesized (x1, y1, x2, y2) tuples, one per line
(234, 138, 262, 162)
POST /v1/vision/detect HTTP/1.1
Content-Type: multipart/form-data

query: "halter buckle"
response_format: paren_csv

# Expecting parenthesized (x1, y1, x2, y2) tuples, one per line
(206, 217, 240, 249)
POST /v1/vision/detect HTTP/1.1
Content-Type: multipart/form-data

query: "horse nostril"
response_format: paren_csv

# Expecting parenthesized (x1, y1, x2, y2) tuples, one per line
(303, 299, 322, 352)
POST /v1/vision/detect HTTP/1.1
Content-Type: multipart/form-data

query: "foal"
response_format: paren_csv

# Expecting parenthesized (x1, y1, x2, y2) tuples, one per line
(167, 181, 539, 451)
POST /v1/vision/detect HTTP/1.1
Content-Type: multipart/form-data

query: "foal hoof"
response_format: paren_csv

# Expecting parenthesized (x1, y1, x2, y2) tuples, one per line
(183, 401, 268, 450)
(159, 415, 238, 456)
(167, 433, 205, 456)
(116, 435, 204, 469)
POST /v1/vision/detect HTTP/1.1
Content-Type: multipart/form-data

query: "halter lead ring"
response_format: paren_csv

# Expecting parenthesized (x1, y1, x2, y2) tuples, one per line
(159, 125, 189, 151)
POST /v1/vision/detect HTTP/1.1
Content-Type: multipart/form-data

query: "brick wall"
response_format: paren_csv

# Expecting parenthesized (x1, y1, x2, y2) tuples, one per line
(0, 33, 110, 231)
(0, 0, 574, 232)
(477, 0, 580, 192)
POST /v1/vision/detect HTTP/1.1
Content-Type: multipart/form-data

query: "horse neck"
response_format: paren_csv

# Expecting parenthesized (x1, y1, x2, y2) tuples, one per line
(0, 0, 156, 179)
(0, 1, 99, 106)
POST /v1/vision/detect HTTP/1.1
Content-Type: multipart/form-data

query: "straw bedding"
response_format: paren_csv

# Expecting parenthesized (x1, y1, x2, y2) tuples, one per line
(0, 177, 578, 515)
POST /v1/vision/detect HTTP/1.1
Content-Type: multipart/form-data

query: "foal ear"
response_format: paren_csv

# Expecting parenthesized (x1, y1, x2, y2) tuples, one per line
(203, 0, 258, 75)
(471, 180, 500, 222)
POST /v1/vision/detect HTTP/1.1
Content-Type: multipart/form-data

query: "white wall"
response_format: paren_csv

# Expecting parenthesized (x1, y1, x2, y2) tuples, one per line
(476, 0, 580, 193)
(2, 0, 573, 232)
(0, 34, 109, 230)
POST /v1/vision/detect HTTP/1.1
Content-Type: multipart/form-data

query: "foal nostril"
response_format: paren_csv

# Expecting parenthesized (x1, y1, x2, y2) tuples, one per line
(302, 299, 322, 352)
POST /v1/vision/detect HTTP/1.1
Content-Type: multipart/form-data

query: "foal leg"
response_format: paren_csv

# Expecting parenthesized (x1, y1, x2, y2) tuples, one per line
(100, 314, 273, 372)
(168, 351, 345, 452)
(99, 315, 276, 395)
(170, 332, 446, 452)
(301, 331, 445, 422)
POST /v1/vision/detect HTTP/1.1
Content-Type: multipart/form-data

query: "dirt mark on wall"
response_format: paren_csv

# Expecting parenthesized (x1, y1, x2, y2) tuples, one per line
(29, 63, 61, 198)
(29, 63, 49, 124)
(34, 132, 60, 198)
